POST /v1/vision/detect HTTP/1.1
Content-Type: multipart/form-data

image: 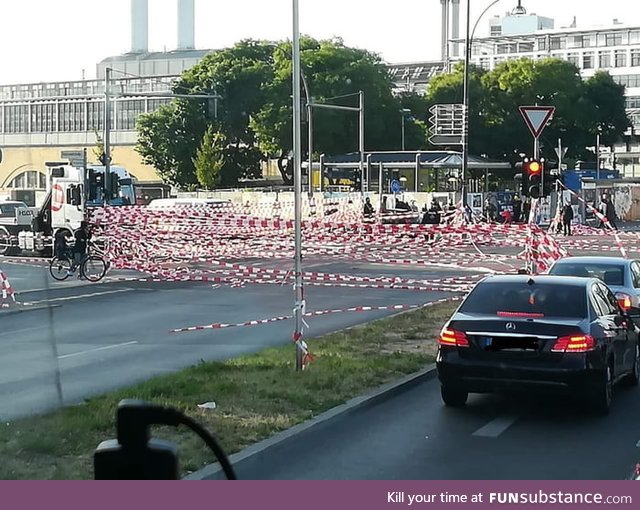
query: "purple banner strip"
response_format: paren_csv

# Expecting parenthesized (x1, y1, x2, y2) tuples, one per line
(3, 481, 639, 510)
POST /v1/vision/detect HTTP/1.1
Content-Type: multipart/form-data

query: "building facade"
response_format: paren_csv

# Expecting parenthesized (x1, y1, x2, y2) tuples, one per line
(465, 22, 640, 176)
(0, 74, 174, 204)
(3, 1, 640, 203)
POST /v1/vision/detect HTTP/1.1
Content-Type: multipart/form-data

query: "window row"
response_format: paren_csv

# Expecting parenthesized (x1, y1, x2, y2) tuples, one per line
(7, 170, 47, 190)
(0, 77, 175, 101)
(0, 99, 170, 133)
(614, 75, 640, 88)
(538, 30, 640, 51)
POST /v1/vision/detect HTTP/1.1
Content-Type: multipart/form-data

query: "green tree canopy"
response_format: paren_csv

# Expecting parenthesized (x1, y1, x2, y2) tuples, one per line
(426, 58, 630, 165)
(137, 37, 429, 189)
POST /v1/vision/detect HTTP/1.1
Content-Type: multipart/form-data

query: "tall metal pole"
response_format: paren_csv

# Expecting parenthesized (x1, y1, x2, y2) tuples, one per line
(359, 90, 365, 193)
(461, 0, 471, 207)
(596, 132, 601, 180)
(378, 162, 384, 207)
(308, 103, 313, 195)
(104, 67, 112, 203)
(402, 114, 406, 151)
(292, 0, 304, 371)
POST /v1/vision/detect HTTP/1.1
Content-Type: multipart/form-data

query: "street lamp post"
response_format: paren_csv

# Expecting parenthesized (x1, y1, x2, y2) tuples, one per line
(292, 0, 305, 371)
(462, 0, 502, 207)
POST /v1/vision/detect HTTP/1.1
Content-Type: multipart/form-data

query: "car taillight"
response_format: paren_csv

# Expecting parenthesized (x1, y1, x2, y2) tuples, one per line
(551, 334, 596, 353)
(615, 292, 633, 312)
(438, 328, 469, 347)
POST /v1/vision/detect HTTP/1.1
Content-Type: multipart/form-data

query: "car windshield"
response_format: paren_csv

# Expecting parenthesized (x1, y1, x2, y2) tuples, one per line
(459, 281, 588, 318)
(549, 263, 625, 287)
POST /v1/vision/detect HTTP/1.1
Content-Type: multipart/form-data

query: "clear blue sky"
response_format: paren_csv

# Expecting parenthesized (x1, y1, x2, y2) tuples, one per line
(0, 0, 636, 84)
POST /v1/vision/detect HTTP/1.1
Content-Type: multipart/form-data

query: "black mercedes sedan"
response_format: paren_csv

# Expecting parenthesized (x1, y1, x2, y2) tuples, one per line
(436, 275, 639, 414)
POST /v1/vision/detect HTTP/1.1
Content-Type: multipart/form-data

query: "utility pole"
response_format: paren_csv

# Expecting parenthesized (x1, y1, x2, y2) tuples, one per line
(292, 0, 304, 371)
(104, 67, 112, 202)
(308, 101, 313, 195)
(596, 132, 601, 181)
(359, 90, 365, 194)
(461, 0, 471, 207)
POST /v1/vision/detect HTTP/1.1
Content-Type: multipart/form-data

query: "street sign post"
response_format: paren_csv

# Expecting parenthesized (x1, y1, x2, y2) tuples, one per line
(428, 104, 465, 145)
(519, 106, 555, 147)
(390, 180, 401, 193)
(520, 106, 555, 207)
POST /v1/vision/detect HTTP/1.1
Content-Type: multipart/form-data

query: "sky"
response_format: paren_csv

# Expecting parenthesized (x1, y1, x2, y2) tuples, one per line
(0, 0, 637, 85)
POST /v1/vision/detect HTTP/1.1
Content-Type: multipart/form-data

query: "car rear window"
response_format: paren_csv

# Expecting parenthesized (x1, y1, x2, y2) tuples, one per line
(459, 281, 588, 318)
(549, 263, 625, 287)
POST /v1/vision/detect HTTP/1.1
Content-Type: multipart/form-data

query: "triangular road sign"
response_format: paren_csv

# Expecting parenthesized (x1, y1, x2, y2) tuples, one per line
(519, 106, 555, 138)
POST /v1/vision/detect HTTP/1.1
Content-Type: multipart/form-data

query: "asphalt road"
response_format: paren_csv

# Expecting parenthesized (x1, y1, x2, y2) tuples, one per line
(0, 259, 459, 420)
(233, 375, 640, 480)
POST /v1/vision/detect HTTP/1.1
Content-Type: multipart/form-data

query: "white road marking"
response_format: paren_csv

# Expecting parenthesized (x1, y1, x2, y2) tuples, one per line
(472, 415, 520, 438)
(58, 341, 138, 360)
(0, 325, 48, 338)
(25, 288, 136, 305)
(635, 439, 640, 448)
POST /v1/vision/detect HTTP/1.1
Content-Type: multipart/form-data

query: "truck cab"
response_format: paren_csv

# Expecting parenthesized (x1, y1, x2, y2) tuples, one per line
(4, 164, 137, 255)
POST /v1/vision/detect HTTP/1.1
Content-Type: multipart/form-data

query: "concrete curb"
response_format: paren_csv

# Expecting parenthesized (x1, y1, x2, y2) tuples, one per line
(185, 364, 438, 480)
(0, 304, 61, 317)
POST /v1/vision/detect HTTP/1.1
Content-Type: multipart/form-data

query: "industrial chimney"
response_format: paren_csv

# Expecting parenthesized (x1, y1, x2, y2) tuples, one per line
(441, 0, 450, 62)
(177, 0, 195, 50)
(451, 0, 460, 57)
(131, 0, 149, 53)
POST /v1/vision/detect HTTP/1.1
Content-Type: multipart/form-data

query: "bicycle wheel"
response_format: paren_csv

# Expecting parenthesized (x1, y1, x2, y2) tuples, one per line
(49, 257, 72, 281)
(81, 255, 108, 282)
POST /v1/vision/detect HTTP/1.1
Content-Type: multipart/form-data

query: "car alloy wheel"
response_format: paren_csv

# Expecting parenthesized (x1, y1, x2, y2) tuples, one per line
(596, 365, 613, 415)
(626, 345, 640, 387)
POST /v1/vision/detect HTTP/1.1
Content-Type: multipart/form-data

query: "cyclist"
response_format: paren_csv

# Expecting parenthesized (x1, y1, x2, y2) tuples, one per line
(53, 229, 71, 260)
(71, 221, 91, 271)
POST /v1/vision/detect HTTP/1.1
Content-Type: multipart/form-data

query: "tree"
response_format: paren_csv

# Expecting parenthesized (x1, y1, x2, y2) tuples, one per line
(426, 58, 630, 165)
(253, 37, 429, 183)
(194, 126, 225, 189)
(93, 130, 113, 166)
(137, 102, 202, 189)
(137, 39, 276, 189)
(584, 71, 630, 147)
(137, 37, 430, 189)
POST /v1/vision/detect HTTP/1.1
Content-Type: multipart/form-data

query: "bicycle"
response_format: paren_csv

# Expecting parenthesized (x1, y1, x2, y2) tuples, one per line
(49, 241, 109, 283)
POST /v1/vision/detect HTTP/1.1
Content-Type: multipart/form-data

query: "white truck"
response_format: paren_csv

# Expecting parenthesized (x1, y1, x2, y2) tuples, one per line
(0, 163, 136, 256)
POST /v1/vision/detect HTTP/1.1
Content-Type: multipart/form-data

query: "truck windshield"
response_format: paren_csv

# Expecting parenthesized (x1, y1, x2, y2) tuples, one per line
(0, 204, 25, 217)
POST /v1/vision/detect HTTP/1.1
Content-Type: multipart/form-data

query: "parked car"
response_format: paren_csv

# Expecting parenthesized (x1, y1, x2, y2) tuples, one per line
(436, 274, 639, 414)
(547, 257, 640, 318)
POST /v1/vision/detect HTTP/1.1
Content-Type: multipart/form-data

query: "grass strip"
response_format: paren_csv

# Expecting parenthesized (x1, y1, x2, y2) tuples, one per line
(0, 300, 457, 480)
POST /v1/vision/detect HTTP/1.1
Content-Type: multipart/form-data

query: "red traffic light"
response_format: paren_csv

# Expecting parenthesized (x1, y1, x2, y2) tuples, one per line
(526, 160, 542, 175)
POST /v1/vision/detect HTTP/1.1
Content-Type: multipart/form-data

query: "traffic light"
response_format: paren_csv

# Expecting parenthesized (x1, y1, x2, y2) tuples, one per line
(542, 164, 554, 197)
(515, 162, 527, 196)
(525, 159, 542, 199)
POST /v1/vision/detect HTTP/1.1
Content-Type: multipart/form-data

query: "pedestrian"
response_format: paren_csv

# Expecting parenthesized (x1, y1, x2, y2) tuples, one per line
(464, 204, 473, 223)
(381, 196, 388, 214)
(512, 195, 522, 223)
(53, 229, 70, 260)
(562, 203, 574, 236)
(72, 221, 91, 271)
(604, 196, 618, 230)
(363, 197, 374, 217)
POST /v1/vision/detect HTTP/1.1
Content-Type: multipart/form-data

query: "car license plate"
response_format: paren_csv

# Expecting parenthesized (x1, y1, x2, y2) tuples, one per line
(480, 336, 492, 348)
